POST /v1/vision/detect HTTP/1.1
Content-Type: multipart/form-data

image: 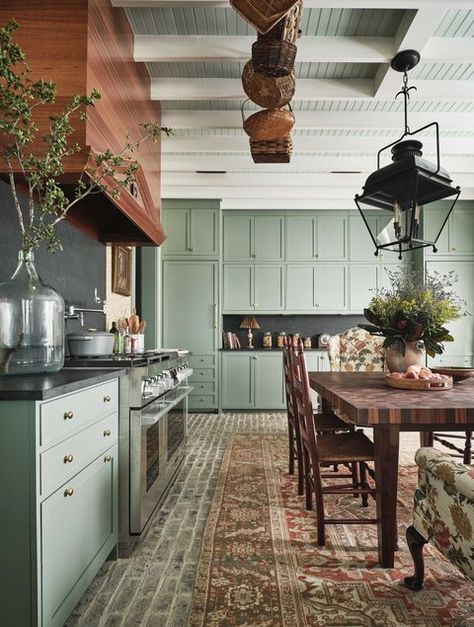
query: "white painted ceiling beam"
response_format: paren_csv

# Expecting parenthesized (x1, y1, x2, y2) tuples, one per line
(114, 1, 474, 9)
(136, 35, 474, 64)
(153, 78, 474, 101)
(161, 134, 474, 154)
(162, 110, 474, 132)
(151, 77, 374, 100)
(135, 35, 396, 64)
(161, 155, 474, 172)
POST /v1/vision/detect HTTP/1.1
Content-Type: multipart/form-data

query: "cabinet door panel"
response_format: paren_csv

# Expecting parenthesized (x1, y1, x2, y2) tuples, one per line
(451, 208, 474, 255)
(163, 262, 218, 353)
(255, 353, 285, 409)
(316, 215, 347, 260)
(315, 265, 347, 311)
(349, 265, 377, 313)
(223, 264, 253, 312)
(254, 265, 284, 310)
(223, 215, 252, 261)
(163, 210, 188, 255)
(254, 216, 284, 260)
(41, 447, 117, 627)
(286, 216, 315, 260)
(286, 265, 315, 311)
(191, 209, 219, 256)
(424, 208, 450, 254)
(221, 354, 253, 408)
(349, 214, 378, 261)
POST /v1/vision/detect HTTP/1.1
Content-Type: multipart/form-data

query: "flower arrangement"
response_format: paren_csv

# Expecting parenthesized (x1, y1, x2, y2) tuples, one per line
(359, 267, 466, 357)
(0, 19, 172, 254)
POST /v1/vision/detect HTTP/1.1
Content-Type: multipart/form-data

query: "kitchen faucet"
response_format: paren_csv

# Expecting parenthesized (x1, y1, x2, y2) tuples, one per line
(65, 288, 107, 327)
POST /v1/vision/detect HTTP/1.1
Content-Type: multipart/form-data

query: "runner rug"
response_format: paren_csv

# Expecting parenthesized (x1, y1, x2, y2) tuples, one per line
(189, 433, 474, 627)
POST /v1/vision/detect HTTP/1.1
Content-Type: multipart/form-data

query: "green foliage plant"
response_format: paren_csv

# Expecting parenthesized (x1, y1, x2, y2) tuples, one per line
(359, 267, 466, 357)
(0, 19, 172, 254)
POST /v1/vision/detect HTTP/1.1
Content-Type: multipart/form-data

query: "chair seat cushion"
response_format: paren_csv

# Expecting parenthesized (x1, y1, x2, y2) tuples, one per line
(313, 411, 351, 432)
(318, 430, 375, 463)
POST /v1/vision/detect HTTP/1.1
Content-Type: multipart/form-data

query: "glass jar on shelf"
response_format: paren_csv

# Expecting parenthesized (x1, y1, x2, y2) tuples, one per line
(262, 332, 272, 349)
(292, 333, 300, 347)
(277, 332, 286, 349)
(304, 337, 312, 349)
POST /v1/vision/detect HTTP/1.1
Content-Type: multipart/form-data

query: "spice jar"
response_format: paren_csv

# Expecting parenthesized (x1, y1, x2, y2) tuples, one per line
(262, 332, 272, 349)
(292, 333, 300, 347)
(304, 337, 312, 349)
(277, 332, 286, 348)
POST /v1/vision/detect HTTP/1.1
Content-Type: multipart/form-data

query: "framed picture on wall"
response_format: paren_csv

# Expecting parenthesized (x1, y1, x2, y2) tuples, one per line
(112, 246, 132, 296)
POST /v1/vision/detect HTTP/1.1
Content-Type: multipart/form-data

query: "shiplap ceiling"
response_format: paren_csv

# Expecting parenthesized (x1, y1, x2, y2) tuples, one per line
(113, 0, 474, 208)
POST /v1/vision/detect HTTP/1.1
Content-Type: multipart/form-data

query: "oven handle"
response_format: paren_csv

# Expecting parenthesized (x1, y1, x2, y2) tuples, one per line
(140, 385, 193, 427)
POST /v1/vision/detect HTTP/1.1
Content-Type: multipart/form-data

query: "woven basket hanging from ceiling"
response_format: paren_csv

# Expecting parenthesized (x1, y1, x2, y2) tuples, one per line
(250, 135, 293, 163)
(242, 102, 295, 141)
(230, 0, 300, 34)
(251, 39, 297, 77)
(257, 0, 303, 43)
(241, 60, 295, 108)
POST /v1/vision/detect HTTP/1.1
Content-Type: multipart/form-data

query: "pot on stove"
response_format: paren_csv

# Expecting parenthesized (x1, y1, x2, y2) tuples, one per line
(67, 331, 115, 357)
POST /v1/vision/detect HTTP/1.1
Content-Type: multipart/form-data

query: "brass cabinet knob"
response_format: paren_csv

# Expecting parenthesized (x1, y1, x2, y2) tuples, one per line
(63, 411, 74, 420)
(199, 371, 204, 375)
(252, 356, 257, 360)
(104, 455, 112, 462)
(103, 429, 112, 437)
(251, 254, 256, 258)
(200, 358, 205, 362)
(63, 454, 74, 464)
(200, 384, 204, 389)
(103, 395, 111, 402)
(188, 247, 194, 252)
(314, 253, 319, 258)
(64, 488, 74, 497)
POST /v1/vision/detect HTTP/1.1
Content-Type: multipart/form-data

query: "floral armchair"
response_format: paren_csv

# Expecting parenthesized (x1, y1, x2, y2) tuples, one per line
(405, 447, 474, 591)
(328, 327, 385, 372)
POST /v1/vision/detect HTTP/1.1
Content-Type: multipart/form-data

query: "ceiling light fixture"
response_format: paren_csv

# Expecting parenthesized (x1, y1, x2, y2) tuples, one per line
(354, 50, 461, 260)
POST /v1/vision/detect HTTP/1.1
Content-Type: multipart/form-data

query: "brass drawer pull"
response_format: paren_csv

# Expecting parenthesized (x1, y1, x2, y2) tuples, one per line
(104, 455, 112, 462)
(104, 429, 112, 437)
(103, 395, 111, 403)
(64, 488, 74, 497)
(63, 454, 74, 464)
(63, 411, 74, 420)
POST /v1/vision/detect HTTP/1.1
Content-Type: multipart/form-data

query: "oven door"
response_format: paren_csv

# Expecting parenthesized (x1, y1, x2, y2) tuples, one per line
(129, 385, 192, 534)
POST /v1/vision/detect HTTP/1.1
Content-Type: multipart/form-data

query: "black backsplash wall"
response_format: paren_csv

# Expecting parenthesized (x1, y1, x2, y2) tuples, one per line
(223, 314, 365, 349)
(0, 181, 106, 333)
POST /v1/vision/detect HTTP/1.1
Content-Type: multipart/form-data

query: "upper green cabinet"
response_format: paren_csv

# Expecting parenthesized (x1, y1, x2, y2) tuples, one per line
(424, 206, 474, 257)
(223, 214, 284, 261)
(286, 214, 347, 261)
(162, 203, 220, 258)
(286, 264, 347, 312)
(348, 213, 403, 262)
(223, 264, 284, 312)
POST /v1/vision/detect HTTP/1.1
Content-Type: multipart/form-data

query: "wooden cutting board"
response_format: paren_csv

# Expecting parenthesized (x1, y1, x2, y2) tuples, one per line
(385, 374, 453, 391)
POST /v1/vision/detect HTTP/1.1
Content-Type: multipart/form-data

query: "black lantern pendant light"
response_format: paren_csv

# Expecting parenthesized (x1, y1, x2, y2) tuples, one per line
(354, 50, 461, 260)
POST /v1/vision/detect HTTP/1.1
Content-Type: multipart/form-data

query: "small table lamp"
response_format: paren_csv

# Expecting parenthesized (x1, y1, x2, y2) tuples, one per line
(239, 315, 260, 349)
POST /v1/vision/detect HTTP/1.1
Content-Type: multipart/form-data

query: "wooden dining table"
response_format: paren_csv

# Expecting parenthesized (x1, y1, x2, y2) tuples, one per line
(308, 371, 474, 568)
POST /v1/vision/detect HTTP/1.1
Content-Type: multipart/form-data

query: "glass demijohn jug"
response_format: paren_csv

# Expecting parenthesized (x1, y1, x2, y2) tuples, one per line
(0, 251, 65, 375)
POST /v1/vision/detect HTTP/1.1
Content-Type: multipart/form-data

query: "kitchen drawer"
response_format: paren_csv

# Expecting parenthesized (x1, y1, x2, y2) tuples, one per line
(40, 413, 118, 499)
(40, 380, 118, 448)
(190, 381, 215, 396)
(189, 354, 215, 368)
(188, 395, 216, 410)
(190, 368, 215, 382)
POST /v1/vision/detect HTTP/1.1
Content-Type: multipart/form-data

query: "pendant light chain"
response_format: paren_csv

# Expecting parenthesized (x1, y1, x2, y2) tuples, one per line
(395, 69, 417, 136)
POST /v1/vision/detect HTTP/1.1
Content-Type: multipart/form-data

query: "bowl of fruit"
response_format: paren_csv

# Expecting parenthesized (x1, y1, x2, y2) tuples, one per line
(386, 365, 453, 390)
(431, 367, 474, 383)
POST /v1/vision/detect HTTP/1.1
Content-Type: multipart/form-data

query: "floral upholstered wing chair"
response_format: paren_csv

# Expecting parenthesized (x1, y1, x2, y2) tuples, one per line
(405, 447, 474, 592)
(328, 327, 385, 372)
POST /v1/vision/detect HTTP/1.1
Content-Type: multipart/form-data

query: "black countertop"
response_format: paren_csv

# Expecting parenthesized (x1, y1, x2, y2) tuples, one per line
(0, 368, 126, 401)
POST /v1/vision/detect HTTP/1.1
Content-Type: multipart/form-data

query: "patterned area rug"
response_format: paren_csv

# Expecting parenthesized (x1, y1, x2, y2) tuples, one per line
(189, 433, 474, 627)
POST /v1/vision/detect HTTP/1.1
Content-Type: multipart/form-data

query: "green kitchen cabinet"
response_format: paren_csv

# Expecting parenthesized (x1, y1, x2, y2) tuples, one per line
(286, 214, 346, 261)
(349, 264, 377, 313)
(426, 260, 474, 367)
(254, 352, 285, 408)
(162, 206, 220, 258)
(286, 264, 347, 313)
(223, 214, 284, 261)
(0, 379, 119, 627)
(223, 264, 284, 312)
(163, 261, 219, 410)
(424, 206, 474, 257)
(349, 213, 404, 262)
(221, 352, 254, 408)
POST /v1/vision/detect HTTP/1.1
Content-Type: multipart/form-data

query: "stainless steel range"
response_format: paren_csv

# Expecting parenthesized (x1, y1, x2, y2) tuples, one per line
(65, 350, 192, 554)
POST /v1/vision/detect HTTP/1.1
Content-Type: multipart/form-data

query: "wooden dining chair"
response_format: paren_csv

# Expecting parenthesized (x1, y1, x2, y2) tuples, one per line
(422, 430, 472, 466)
(290, 339, 378, 546)
(283, 338, 351, 497)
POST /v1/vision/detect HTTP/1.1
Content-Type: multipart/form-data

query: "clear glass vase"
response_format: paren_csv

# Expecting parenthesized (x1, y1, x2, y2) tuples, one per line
(0, 251, 65, 375)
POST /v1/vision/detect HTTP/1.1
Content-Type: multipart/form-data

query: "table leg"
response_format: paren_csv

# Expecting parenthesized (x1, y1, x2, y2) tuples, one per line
(373, 424, 400, 568)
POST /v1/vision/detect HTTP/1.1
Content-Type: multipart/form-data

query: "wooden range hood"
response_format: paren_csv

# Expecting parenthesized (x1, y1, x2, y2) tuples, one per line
(0, 0, 166, 246)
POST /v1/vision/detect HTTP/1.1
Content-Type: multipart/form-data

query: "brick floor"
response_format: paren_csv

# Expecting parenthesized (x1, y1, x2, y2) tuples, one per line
(66, 412, 287, 627)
